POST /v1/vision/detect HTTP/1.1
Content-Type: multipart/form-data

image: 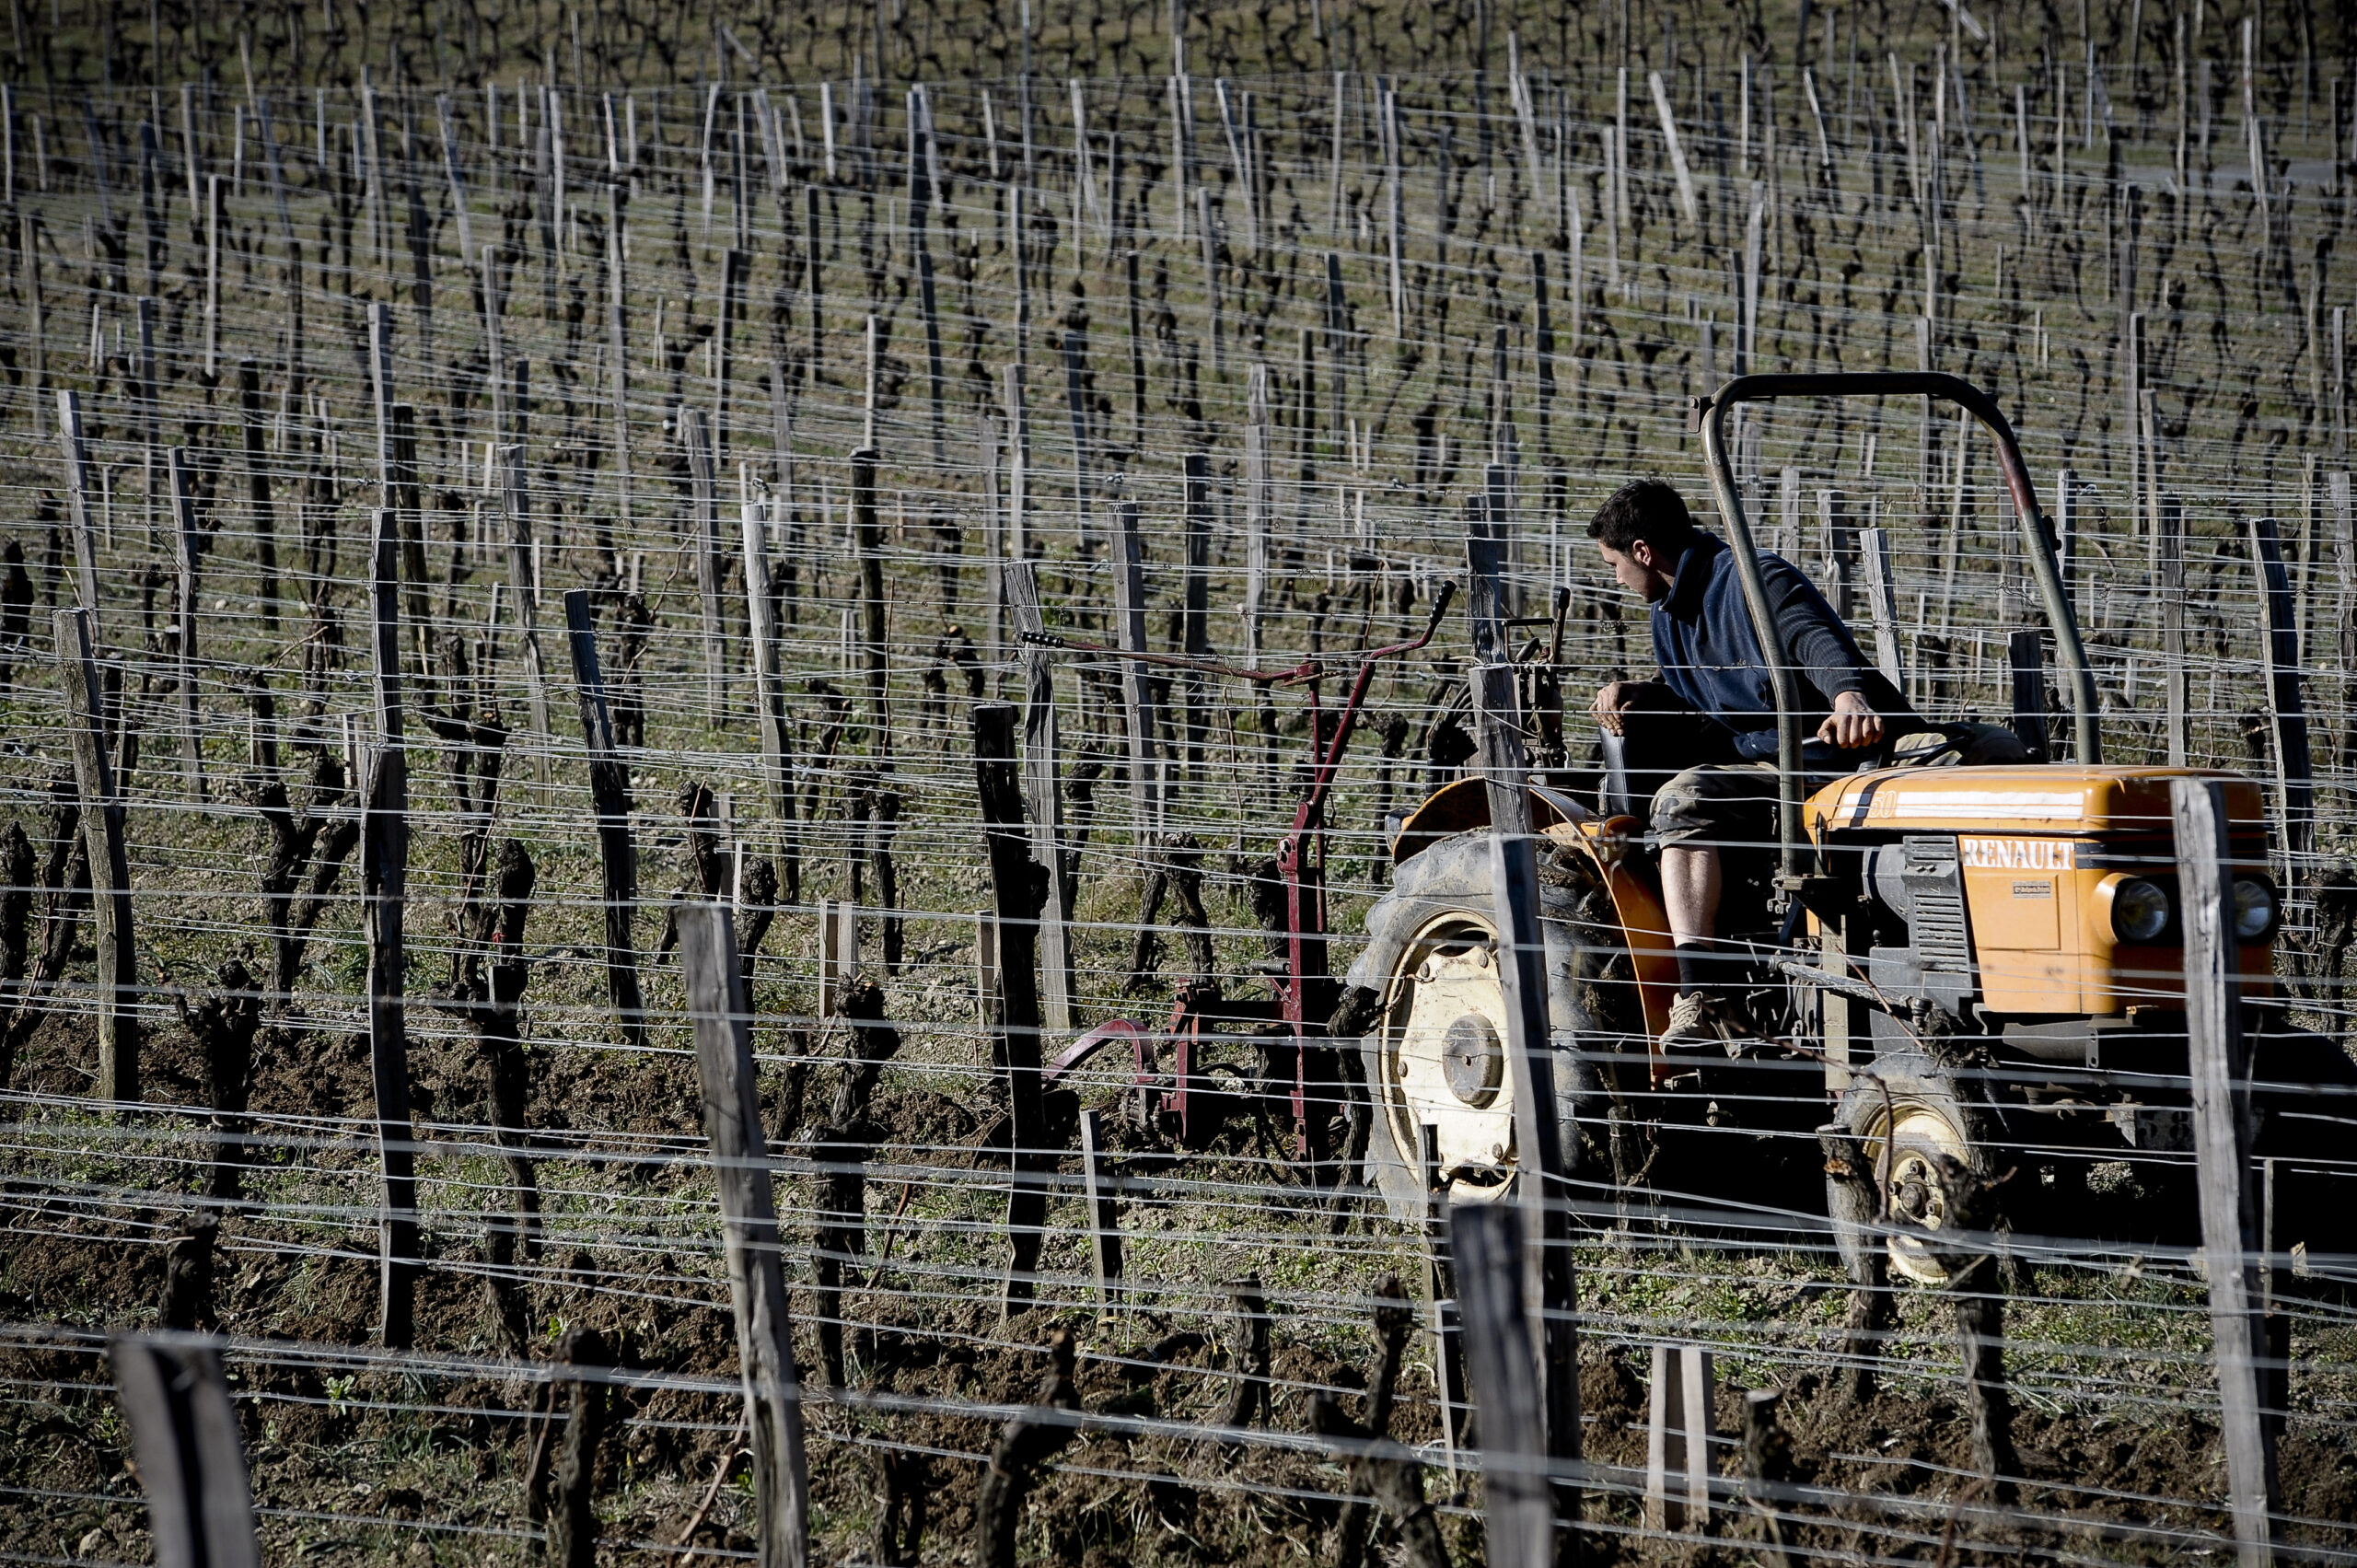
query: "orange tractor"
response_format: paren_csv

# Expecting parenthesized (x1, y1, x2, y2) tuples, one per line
(1342, 373, 2355, 1283)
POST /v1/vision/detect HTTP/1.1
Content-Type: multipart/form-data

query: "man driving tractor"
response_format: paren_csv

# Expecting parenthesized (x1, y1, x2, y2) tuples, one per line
(1585, 478, 1921, 1050)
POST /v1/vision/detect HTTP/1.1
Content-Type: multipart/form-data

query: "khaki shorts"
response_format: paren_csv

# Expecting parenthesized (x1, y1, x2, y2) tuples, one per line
(1649, 761, 1782, 851)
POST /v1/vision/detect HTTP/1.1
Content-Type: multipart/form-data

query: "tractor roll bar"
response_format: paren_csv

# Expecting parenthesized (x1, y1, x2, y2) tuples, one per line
(1689, 372, 2101, 894)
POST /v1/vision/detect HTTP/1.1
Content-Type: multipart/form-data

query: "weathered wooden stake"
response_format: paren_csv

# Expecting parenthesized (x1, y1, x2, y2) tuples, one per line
(974, 703, 1049, 1317)
(2160, 493, 2189, 766)
(742, 496, 802, 899)
(816, 898, 860, 1016)
(364, 510, 419, 1349)
(684, 406, 726, 723)
(852, 446, 889, 760)
(1078, 1108, 1121, 1311)
(56, 391, 101, 628)
(167, 449, 204, 799)
(1450, 1200, 1557, 1568)
(2247, 517, 2314, 871)
(562, 590, 646, 1051)
(1643, 1343, 1715, 1532)
(1860, 525, 1904, 690)
(1471, 662, 1580, 1512)
(2172, 779, 2282, 1568)
(1112, 500, 1162, 835)
(678, 902, 811, 1568)
(109, 1332, 260, 1568)
(1420, 1122, 1471, 1473)
(497, 444, 554, 792)
(54, 607, 135, 1105)
(1003, 561, 1075, 1032)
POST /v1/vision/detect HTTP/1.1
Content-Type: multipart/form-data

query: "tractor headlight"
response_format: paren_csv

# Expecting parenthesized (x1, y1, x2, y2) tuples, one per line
(2232, 877, 2279, 941)
(2107, 877, 2173, 943)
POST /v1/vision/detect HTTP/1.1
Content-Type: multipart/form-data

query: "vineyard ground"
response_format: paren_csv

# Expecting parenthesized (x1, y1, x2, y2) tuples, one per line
(6, 1001, 2356, 1565)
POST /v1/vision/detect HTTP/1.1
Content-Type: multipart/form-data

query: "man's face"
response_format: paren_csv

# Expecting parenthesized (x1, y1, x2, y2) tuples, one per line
(1598, 539, 1674, 602)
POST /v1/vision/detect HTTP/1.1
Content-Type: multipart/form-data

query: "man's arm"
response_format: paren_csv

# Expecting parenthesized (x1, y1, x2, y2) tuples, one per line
(1760, 559, 1907, 748)
(1760, 561, 1869, 698)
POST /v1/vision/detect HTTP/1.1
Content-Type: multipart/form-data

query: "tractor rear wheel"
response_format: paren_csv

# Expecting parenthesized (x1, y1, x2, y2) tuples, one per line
(1340, 828, 1623, 1219)
(1829, 1047, 1997, 1287)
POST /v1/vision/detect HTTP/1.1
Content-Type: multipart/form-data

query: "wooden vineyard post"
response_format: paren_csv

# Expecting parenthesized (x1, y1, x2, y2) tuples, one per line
(1643, 1343, 1716, 1532)
(606, 187, 631, 538)
(1179, 452, 1213, 774)
(974, 703, 1049, 1316)
(2246, 517, 2314, 873)
(1003, 561, 1075, 1032)
(1471, 662, 1581, 1541)
(2007, 628, 2049, 762)
(1450, 1200, 1559, 1568)
(167, 449, 204, 800)
(58, 390, 101, 625)
(684, 408, 726, 724)
(562, 591, 647, 1051)
(1466, 495, 1508, 664)
(238, 363, 281, 633)
(497, 444, 553, 794)
(109, 1332, 261, 1568)
(816, 899, 861, 1018)
(1243, 367, 1280, 798)
(364, 511, 419, 1349)
(742, 496, 802, 900)
(2170, 780, 2282, 1567)
(982, 409, 1007, 667)
(1741, 1390, 1795, 1568)
(2160, 494, 2189, 766)
(54, 607, 137, 1105)
(1817, 488, 1855, 620)
(1860, 525, 1904, 691)
(1112, 501, 1162, 837)
(678, 903, 811, 1568)
(1421, 1122, 1471, 1473)
(1078, 1107, 1121, 1312)
(853, 446, 889, 760)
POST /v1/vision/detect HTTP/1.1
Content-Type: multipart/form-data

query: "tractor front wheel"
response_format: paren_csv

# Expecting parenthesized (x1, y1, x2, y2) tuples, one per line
(1829, 1048, 1996, 1287)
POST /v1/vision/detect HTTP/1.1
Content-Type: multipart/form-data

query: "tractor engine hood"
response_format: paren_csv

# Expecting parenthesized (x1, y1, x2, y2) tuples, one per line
(1805, 765, 2270, 841)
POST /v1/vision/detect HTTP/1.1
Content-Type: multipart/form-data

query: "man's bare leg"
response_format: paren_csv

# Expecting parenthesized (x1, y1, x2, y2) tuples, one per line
(1661, 844, 1722, 947)
(1661, 843, 1734, 1042)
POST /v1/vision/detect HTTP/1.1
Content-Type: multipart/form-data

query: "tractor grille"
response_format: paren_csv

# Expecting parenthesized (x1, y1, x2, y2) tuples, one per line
(1902, 835, 1972, 980)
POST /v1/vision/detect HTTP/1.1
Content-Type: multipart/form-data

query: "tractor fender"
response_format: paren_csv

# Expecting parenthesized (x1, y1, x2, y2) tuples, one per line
(1388, 775, 1678, 1051)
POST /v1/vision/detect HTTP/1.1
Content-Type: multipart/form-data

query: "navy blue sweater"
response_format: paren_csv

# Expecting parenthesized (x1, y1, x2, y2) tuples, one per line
(1650, 532, 1918, 762)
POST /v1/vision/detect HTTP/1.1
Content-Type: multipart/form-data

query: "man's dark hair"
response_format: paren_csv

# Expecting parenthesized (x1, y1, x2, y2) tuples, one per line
(1586, 479, 1698, 559)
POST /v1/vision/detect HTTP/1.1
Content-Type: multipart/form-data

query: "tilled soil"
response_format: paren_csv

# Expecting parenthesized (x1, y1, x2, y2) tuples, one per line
(5, 1011, 2355, 1565)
